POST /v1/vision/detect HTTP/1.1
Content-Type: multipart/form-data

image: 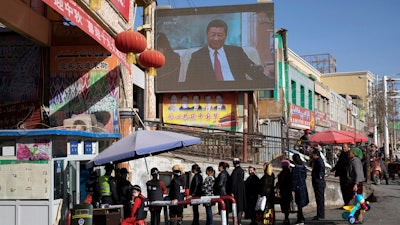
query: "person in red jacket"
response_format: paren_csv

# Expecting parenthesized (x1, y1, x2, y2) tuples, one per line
(122, 185, 149, 225)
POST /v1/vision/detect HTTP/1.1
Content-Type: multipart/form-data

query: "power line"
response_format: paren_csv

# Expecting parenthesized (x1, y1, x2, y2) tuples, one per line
(187, 0, 196, 8)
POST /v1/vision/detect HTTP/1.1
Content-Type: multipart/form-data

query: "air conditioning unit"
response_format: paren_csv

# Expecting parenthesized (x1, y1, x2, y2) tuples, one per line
(63, 114, 94, 131)
(63, 114, 106, 132)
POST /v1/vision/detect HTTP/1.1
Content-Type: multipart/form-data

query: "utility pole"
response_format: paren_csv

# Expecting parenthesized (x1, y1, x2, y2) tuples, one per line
(383, 76, 390, 160)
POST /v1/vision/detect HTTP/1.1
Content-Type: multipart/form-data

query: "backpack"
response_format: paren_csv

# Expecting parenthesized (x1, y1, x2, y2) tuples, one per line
(213, 176, 220, 195)
(135, 195, 150, 220)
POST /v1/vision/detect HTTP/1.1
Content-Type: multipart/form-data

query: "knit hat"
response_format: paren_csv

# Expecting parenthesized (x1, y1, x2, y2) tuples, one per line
(350, 147, 363, 159)
(172, 164, 185, 175)
(281, 160, 290, 168)
(151, 167, 159, 175)
(132, 185, 141, 192)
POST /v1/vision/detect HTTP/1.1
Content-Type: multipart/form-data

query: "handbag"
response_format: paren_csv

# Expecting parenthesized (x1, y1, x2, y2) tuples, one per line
(289, 193, 298, 213)
(255, 195, 267, 211)
(274, 185, 281, 204)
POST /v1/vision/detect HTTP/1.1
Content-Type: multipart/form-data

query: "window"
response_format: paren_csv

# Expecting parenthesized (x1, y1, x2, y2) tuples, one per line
(258, 90, 274, 98)
(291, 80, 296, 104)
(300, 85, 305, 107)
(308, 90, 313, 110)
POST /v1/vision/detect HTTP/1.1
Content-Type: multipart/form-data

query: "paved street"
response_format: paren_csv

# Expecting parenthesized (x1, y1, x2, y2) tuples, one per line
(177, 179, 400, 225)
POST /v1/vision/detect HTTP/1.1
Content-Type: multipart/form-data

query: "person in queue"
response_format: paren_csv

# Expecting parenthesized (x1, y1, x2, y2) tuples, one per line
(292, 154, 309, 225)
(332, 143, 352, 206)
(245, 166, 260, 225)
(346, 147, 366, 224)
(311, 148, 326, 220)
(122, 185, 149, 225)
(168, 165, 186, 225)
(117, 168, 133, 218)
(99, 163, 118, 205)
(146, 167, 167, 225)
(202, 166, 215, 225)
(277, 160, 292, 225)
(189, 164, 203, 225)
(230, 158, 246, 225)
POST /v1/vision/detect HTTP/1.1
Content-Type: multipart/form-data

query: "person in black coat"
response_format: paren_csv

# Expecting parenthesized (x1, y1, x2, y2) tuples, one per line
(245, 166, 260, 224)
(146, 167, 168, 225)
(292, 154, 309, 225)
(169, 165, 186, 223)
(277, 160, 292, 225)
(215, 162, 230, 221)
(259, 162, 275, 215)
(215, 162, 230, 196)
(85, 170, 101, 207)
(117, 168, 133, 218)
(311, 149, 326, 220)
(331, 143, 351, 205)
(230, 158, 247, 225)
(299, 129, 311, 155)
(189, 164, 203, 225)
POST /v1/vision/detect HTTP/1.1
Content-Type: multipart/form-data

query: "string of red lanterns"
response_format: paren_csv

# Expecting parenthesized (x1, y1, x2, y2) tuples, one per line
(114, 29, 165, 75)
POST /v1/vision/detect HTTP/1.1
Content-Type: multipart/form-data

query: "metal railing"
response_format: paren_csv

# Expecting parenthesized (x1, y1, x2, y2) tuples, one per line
(145, 121, 297, 163)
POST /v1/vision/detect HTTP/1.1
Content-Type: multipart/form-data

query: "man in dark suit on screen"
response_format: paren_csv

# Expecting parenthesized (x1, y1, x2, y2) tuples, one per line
(185, 19, 270, 89)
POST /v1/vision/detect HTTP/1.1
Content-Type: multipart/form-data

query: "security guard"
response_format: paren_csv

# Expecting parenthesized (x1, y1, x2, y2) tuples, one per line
(99, 163, 118, 205)
(146, 167, 167, 225)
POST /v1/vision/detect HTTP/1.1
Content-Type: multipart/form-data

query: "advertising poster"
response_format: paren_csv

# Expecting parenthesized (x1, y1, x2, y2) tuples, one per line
(289, 104, 315, 130)
(0, 160, 50, 199)
(163, 92, 239, 131)
(49, 46, 119, 133)
(315, 110, 331, 128)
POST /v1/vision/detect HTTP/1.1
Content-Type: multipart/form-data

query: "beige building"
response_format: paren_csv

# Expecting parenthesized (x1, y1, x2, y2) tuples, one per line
(321, 71, 375, 133)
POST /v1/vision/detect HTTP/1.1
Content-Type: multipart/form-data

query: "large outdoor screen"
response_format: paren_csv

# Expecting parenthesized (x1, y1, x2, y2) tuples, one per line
(155, 3, 275, 93)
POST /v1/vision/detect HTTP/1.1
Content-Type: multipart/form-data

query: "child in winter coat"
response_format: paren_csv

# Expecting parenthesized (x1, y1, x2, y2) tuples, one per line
(122, 185, 148, 225)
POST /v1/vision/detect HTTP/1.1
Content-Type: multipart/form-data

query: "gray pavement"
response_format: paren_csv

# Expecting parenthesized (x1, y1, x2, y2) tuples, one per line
(173, 179, 400, 225)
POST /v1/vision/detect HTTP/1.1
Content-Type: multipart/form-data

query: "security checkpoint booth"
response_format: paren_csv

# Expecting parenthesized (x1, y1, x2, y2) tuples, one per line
(0, 129, 120, 225)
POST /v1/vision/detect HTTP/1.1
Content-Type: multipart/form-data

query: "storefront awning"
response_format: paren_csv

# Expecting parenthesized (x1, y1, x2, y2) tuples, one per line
(0, 129, 121, 139)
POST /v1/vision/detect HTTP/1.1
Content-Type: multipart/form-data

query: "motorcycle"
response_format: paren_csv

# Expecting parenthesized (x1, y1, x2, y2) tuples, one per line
(370, 156, 383, 185)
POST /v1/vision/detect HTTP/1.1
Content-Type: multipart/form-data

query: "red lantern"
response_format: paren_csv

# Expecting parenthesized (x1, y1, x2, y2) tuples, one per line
(115, 29, 147, 64)
(138, 49, 165, 76)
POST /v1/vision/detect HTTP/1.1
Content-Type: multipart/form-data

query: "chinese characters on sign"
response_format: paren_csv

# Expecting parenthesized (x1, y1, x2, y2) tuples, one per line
(289, 104, 314, 130)
(42, 0, 130, 70)
(163, 93, 239, 131)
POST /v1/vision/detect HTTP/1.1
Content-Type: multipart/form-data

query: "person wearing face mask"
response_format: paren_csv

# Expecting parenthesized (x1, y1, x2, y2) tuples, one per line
(168, 165, 186, 225)
(146, 167, 167, 225)
(122, 185, 149, 225)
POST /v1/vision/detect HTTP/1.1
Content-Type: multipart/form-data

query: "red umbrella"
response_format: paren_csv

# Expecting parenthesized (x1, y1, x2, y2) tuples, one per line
(336, 130, 368, 143)
(310, 130, 355, 145)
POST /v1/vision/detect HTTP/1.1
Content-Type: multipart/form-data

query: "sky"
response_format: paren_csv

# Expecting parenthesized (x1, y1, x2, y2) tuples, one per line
(148, 0, 400, 77)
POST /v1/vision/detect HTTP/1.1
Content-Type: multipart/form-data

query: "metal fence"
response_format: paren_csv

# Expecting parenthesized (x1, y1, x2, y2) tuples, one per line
(146, 121, 299, 163)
